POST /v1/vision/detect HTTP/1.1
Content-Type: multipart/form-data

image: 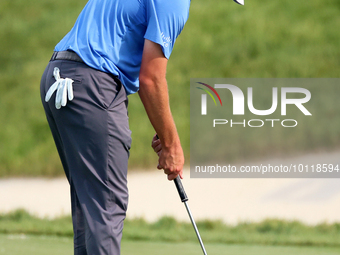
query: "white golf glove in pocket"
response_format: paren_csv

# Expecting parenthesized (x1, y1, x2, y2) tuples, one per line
(45, 67, 74, 109)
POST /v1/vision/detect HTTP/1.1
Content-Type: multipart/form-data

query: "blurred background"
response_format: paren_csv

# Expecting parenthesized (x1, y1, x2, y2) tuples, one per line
(1, 0, 339, 176)
(1, 0, 340, 254)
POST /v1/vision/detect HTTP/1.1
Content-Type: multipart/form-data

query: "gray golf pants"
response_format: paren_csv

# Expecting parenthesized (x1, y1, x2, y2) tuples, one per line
(40, 58, 131, 255)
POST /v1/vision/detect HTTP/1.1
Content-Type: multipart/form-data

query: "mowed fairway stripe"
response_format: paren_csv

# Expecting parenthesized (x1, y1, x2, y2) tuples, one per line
(0, 234, 340, 255)
(122, 241, 340, 255)
(2, 235, 339, 255)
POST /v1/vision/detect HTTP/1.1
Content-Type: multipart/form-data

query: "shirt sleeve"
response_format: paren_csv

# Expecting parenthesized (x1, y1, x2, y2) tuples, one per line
(144, 0, 190, 59)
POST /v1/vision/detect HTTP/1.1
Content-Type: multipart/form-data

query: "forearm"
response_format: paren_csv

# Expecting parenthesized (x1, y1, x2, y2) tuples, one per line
(138, 78, 180, 149)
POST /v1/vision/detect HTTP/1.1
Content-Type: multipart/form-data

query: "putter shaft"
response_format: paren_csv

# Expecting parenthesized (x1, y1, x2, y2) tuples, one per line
(156, 135, 208, 254)
(184, 201, 208, 255)
(174, 176, 208, 255)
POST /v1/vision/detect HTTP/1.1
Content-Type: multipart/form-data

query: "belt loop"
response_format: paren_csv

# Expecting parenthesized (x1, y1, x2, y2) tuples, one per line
(50, 52, 58, 61)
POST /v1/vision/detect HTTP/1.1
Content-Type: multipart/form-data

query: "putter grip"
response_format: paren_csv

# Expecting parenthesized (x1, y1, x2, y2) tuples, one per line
(174, 176, 188, 202)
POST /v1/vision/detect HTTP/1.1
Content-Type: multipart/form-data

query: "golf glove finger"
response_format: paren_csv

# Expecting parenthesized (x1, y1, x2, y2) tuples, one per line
(45, 67, 74, 109)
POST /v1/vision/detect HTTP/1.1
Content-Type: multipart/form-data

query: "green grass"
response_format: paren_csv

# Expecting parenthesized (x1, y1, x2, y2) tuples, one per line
(1, 0, 340, 176)
(122, 242, 340, 255)
(1, 210, 340, 254)
(1, 210, 340, 247)
(1, 235, 340, 255)
(0, 210, 73, 237)
(0, 234, 73, 255)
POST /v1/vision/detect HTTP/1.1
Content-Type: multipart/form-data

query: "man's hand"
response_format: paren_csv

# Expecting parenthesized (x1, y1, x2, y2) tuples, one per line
(157, 142, 184, 180)
(151, 134, 184, 180)
(151, 134, 162, 156)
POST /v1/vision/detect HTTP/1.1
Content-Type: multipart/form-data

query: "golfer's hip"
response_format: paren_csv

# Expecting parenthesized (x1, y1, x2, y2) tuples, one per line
(41, 52, 125, 111)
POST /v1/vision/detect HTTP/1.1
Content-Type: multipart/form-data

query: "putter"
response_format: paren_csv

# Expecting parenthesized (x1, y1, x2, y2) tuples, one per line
(174, 176, 208, 255)
(155, 134, 207, 254)
(233, 0, 244, 5)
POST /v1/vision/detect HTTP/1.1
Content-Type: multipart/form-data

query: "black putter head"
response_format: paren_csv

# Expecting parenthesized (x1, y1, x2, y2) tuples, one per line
(233, 0, 244, 5)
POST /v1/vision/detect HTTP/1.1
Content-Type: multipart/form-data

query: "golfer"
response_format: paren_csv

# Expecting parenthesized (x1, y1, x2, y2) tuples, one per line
(40, 0, 190, 254)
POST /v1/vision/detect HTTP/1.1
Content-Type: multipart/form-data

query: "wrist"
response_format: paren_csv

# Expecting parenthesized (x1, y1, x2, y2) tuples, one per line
(162, 139, 182, 153)
(159, 133, 181, 149)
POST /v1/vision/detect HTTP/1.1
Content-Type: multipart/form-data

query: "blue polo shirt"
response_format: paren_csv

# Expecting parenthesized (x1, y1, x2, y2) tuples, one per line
(55, 0, 190, 95)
